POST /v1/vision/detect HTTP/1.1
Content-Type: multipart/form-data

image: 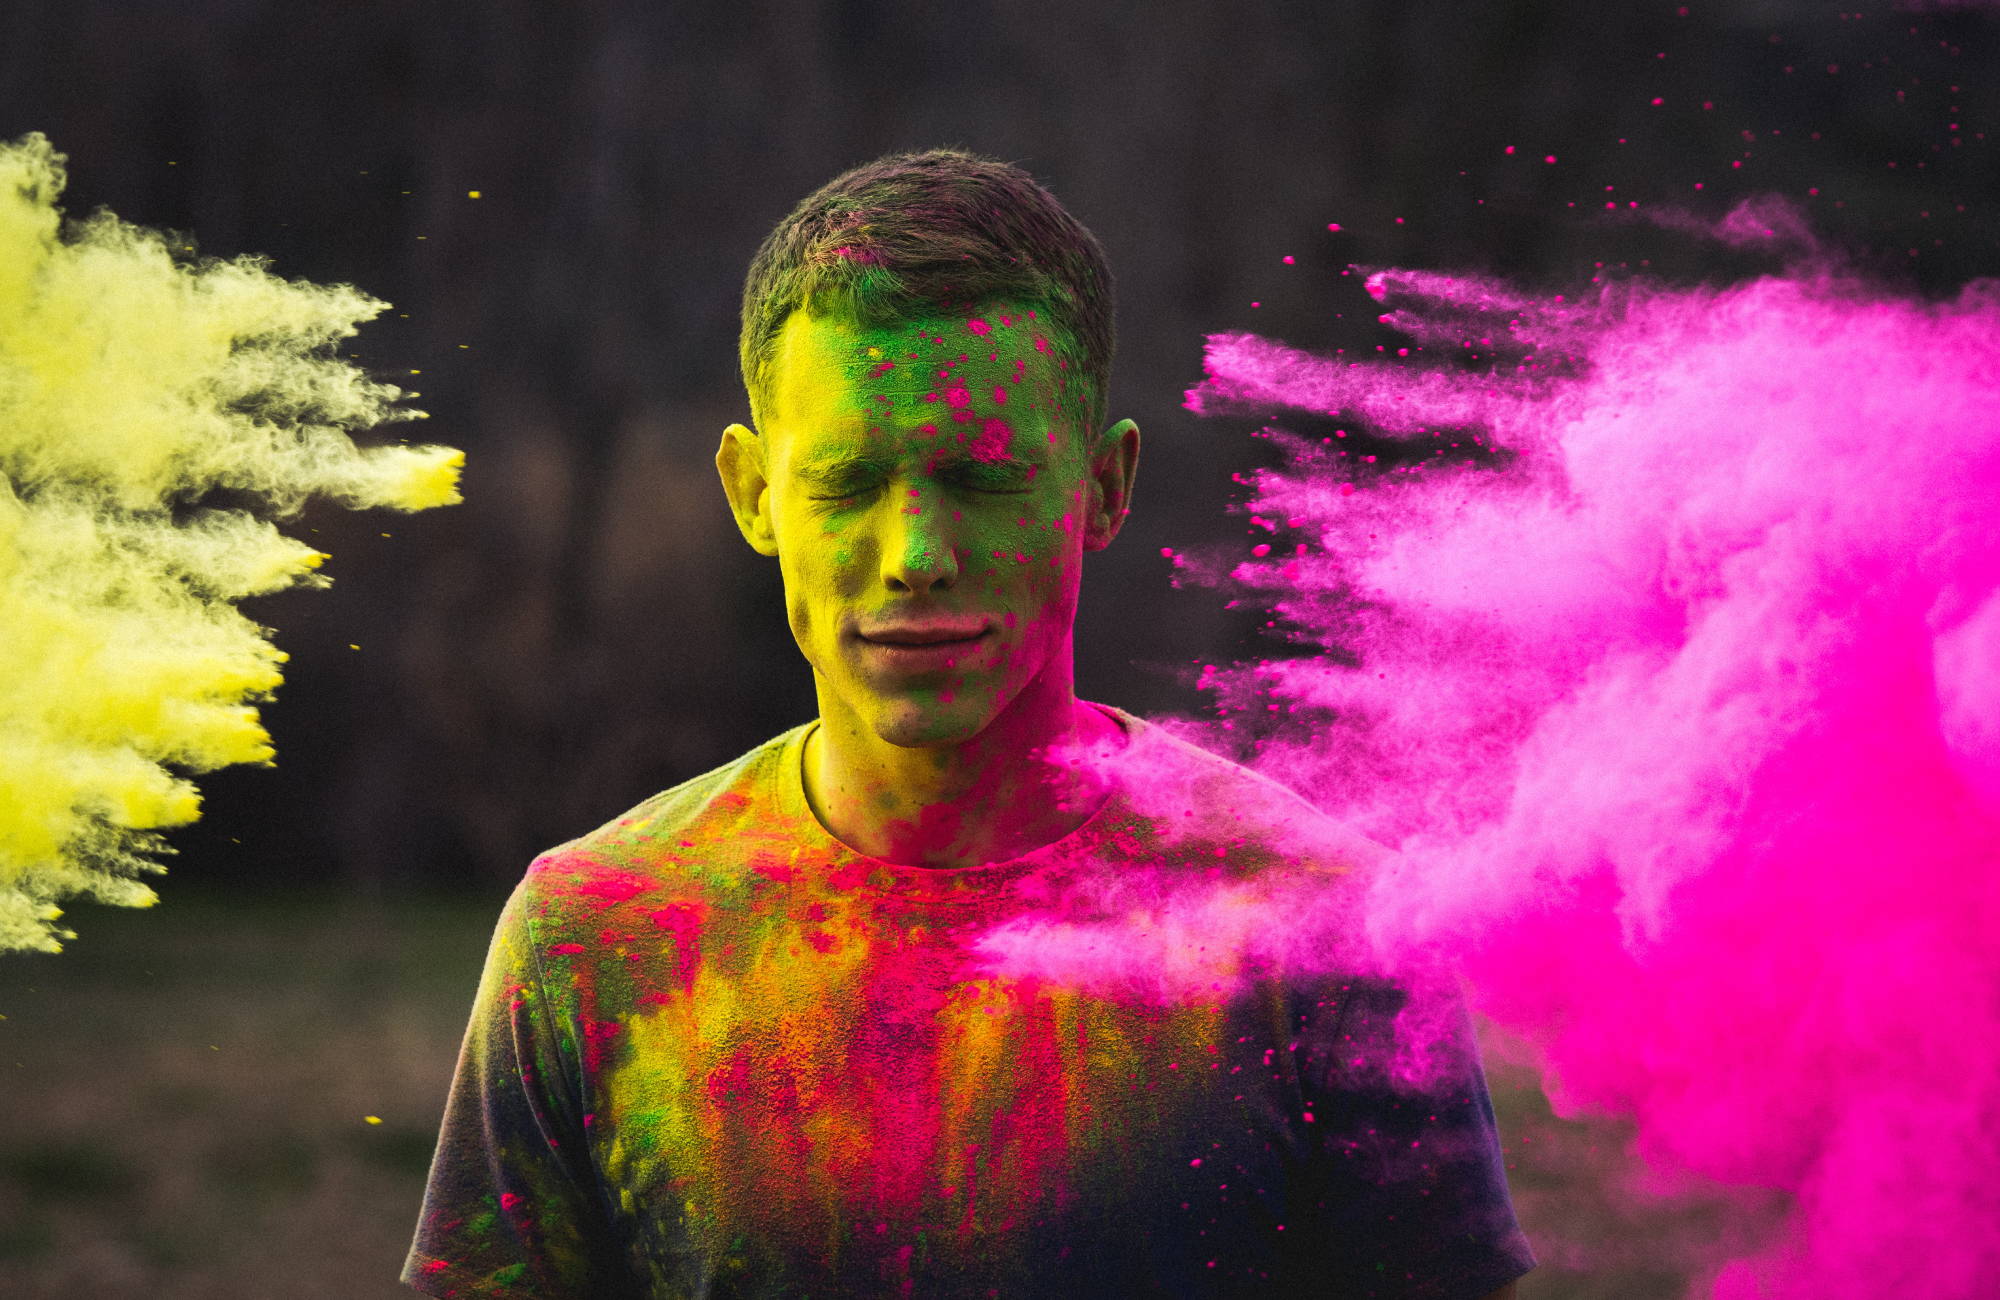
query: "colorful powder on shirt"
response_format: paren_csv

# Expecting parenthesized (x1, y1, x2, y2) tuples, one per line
(1176, 200, 2000, 1295)
(0, 133, 463, 953)
(409, 720, 1532, 1295)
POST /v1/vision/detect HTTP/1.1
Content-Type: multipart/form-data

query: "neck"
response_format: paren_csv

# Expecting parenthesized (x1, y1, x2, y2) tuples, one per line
(803, 671, 1121, 869)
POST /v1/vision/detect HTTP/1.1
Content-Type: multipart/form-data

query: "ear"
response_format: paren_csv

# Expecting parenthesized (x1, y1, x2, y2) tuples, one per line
(716, 422, 779, 556)
(1082, 418, 1140, 551)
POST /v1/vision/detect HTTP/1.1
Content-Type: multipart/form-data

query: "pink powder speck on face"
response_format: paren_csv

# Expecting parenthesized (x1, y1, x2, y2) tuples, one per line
(969, 417, 1015, 463)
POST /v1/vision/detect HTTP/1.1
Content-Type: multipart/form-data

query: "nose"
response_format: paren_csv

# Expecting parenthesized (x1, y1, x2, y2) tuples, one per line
(881, 484, 959, 595)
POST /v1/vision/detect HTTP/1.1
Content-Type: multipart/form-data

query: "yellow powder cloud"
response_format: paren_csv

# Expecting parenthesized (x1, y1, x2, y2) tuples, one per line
(0, 133, 463, 953)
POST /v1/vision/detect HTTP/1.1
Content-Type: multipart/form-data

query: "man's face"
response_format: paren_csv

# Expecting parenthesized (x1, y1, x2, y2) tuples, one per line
(722, 305, 1127, 749)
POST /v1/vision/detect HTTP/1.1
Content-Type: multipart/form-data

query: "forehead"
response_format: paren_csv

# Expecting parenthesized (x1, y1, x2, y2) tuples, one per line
(764, 307, 1078, 449)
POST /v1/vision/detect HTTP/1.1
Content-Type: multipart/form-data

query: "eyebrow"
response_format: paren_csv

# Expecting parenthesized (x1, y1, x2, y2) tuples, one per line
(790, 449, 899, 482)
(923, 444, 1042, 473)
(792, 436, 1050, 479)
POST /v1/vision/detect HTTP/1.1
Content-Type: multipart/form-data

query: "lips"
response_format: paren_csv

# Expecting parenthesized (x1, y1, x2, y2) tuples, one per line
(853, 620, 992, 674)
(856, 621, 989, 646)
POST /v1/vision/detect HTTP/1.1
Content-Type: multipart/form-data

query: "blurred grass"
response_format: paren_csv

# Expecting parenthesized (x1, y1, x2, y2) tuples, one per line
(0, 886, 495, 1300)
(0, 886, 1759, 1298)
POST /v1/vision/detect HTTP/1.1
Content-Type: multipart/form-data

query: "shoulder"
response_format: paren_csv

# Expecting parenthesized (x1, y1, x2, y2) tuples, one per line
(985, 707, 1389, 1000)
(1090, 705, 1391, 877)
(511, 723, 811, 921)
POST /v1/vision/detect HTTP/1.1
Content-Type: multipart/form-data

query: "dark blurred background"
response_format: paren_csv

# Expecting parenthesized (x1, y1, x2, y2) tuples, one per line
(7, 0, 1995, 898)
(0, 1, 1993, 1295)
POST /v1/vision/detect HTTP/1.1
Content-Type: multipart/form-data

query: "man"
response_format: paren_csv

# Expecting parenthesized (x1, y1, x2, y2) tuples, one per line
(403, 149, 1533, 1298)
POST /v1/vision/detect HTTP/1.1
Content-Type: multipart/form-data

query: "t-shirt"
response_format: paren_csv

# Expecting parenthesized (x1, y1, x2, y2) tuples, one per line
(402, 706, 1534, 1299)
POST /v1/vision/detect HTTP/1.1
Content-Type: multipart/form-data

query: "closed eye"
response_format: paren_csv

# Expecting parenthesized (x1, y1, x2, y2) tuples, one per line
(946, 462, 1035, 494)
(800, 470, 886, 501)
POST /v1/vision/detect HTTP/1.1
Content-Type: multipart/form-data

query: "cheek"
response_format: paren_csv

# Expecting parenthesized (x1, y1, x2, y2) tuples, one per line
(983, 528, 1083, 645)
(779, 544, 851, 643)
(964, 506, 1078, 597)
(778, 500, 863, 593)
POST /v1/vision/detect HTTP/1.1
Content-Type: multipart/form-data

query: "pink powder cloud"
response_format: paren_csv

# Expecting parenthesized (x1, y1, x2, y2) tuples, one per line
(1169, 202, 2000, 1295)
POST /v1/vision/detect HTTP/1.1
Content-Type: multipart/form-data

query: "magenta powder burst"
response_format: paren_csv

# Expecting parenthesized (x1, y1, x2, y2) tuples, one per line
(1181, 207, 2000, 1296)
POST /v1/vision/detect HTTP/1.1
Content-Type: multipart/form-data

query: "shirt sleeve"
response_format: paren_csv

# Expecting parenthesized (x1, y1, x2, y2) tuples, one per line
(1290, 976, 1537, 1299)
(400, 877, 632, 1299)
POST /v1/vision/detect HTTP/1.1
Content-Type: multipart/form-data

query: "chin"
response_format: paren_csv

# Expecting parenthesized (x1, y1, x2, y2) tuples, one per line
(867, 695, 998, 749)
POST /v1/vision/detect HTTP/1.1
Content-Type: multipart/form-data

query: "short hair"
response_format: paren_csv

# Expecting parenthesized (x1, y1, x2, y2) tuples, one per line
(739, 148, 1115, 438)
